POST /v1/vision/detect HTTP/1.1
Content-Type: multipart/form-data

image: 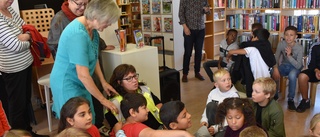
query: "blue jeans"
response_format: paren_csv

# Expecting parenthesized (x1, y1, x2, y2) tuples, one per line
(278, 63, 301, 100)
(203, 60, 227, 82)
(182, 29, 205, 75)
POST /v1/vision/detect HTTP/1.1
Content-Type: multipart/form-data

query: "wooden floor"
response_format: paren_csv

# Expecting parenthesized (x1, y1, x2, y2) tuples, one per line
(32, 66, 320, 137)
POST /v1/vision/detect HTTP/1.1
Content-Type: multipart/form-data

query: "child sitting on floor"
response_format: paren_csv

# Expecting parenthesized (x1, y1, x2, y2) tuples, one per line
(119, 93, 193, 137)
(216, 97, 256, 137)
(200, 69, 240, 136)
(251, 77, 285, 137)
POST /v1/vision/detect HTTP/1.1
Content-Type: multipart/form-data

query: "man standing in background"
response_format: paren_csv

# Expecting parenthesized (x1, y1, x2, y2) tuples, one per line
(179, 0, 210, 82)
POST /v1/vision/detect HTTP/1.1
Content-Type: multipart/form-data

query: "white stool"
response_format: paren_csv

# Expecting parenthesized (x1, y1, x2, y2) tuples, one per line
(37, 74, 52, 132)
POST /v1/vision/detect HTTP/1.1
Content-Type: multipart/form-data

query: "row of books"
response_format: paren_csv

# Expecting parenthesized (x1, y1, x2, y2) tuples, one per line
(226, 13, 280, 31)
(227, 0, 280, 9)
(282, 0, 320, 9)
(142, 0, 172, 14)
(142, 15, 173, 33)
(281, 15, 319, 33)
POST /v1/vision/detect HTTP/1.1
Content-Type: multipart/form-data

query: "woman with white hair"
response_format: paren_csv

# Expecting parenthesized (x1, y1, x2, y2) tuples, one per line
(50, 0, 120, 124)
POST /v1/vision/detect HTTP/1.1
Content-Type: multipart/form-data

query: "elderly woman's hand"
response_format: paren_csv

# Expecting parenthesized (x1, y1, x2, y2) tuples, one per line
(102, 82, 119, 96)
(17, 33, 31, 41)
(100, 98, 118, 114)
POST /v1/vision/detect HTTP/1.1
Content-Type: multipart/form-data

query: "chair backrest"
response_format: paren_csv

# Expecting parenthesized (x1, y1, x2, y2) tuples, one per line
(20, 8, 54, 33)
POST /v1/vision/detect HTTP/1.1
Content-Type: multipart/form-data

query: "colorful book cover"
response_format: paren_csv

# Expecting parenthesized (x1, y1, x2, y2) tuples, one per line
(152, 0, 161, 14)
(142, 16, 151, 31)
(153, 16, 161, 32)
(163, 16, 173, 32)
(142, 0, 150, 14)
(162, 0, 172, 14)
(133, 29, 144, 48)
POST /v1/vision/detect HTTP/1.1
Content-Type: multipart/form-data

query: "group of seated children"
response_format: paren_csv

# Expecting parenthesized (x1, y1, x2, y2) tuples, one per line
(53, 66, 320, 137)
(204, 22, 318, 114)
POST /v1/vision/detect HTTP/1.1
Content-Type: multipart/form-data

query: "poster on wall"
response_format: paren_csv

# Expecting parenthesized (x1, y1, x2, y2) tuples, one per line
(162, 15, 173, 32)
(152, 15, 162, 32)
(152, 0, 161, 14)
(142, 15, 151, 31)
(162, 0, 172, 14)
(141, 0, 150, 14)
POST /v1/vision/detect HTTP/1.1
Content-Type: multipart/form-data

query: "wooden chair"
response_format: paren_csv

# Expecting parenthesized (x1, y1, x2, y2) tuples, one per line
(20, 8, 54, 33)
(310, 82, 320, 106)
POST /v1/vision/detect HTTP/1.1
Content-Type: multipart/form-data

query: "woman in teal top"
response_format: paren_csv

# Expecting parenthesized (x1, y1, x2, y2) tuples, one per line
(50, 0, 120, 123)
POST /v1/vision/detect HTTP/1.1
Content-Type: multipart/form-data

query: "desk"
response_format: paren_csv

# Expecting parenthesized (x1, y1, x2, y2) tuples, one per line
(101, 44, 161, 97)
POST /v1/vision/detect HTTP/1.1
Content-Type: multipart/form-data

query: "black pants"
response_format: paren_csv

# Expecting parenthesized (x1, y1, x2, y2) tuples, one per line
(1, 65, 32, 131)
(183, 29, 205, 75)
(92, 74, 104, 128)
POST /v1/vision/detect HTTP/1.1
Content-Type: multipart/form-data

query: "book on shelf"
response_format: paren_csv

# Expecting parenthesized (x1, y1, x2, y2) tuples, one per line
(133, 29, 144, 48)
(142, 15, 151, 31)
(281, 15, 319, 33)
(142, 0, 150, 14)
(152, 0, 161, 14)
(152, 16, 162, 32)
(162, 0, 172, 14)
(162, 16, 173, 32)
(214, 12, 219, 20)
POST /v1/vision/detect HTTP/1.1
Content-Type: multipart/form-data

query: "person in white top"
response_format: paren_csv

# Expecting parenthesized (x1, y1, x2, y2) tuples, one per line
(227, 29, 274, 79)
(199, 69, 239, 136)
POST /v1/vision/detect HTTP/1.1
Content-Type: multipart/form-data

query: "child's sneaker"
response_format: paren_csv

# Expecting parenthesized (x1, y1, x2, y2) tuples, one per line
(287, 100, 296, 111)
(296, 99, 310, 113)
(99, 126, 110, 137)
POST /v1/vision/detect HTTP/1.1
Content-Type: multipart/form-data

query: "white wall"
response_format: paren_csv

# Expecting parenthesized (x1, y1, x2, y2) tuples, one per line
(173, 0, 183, 70)
(98, 0, 121, 46)
(98, 22, 120, 46)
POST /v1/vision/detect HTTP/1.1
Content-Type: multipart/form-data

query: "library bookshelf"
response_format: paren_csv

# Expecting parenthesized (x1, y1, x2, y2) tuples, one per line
(117, 0, 142, 43)
(205, 0, 320, 55)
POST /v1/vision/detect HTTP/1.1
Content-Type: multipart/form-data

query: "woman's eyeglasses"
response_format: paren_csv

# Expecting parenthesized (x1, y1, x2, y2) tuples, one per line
(71, 0, 87, 7)
(122, 74, 139, 82)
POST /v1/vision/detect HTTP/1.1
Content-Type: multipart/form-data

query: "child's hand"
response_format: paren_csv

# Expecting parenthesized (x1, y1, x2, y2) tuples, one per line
(285, 46, 292, 57)
(114, 122, 123, 133)
(208, 126, 215, 135)
(102, 82, 119, 96)
(200, 122, 208, 127)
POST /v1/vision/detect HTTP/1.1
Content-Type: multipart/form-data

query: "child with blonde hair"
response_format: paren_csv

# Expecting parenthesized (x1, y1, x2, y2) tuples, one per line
(239, 126, 267, 137)
(309, 113, 320, 136)
(251, 77, 285, 137)
(3, 129, 31, 137)
(200, 69, 240, 136)
(56, 127, 91, 137)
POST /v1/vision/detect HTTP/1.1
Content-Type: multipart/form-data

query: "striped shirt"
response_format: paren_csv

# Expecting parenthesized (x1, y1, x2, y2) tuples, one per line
(178, 0, 210, 30)
(0, 7, 33, 73)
